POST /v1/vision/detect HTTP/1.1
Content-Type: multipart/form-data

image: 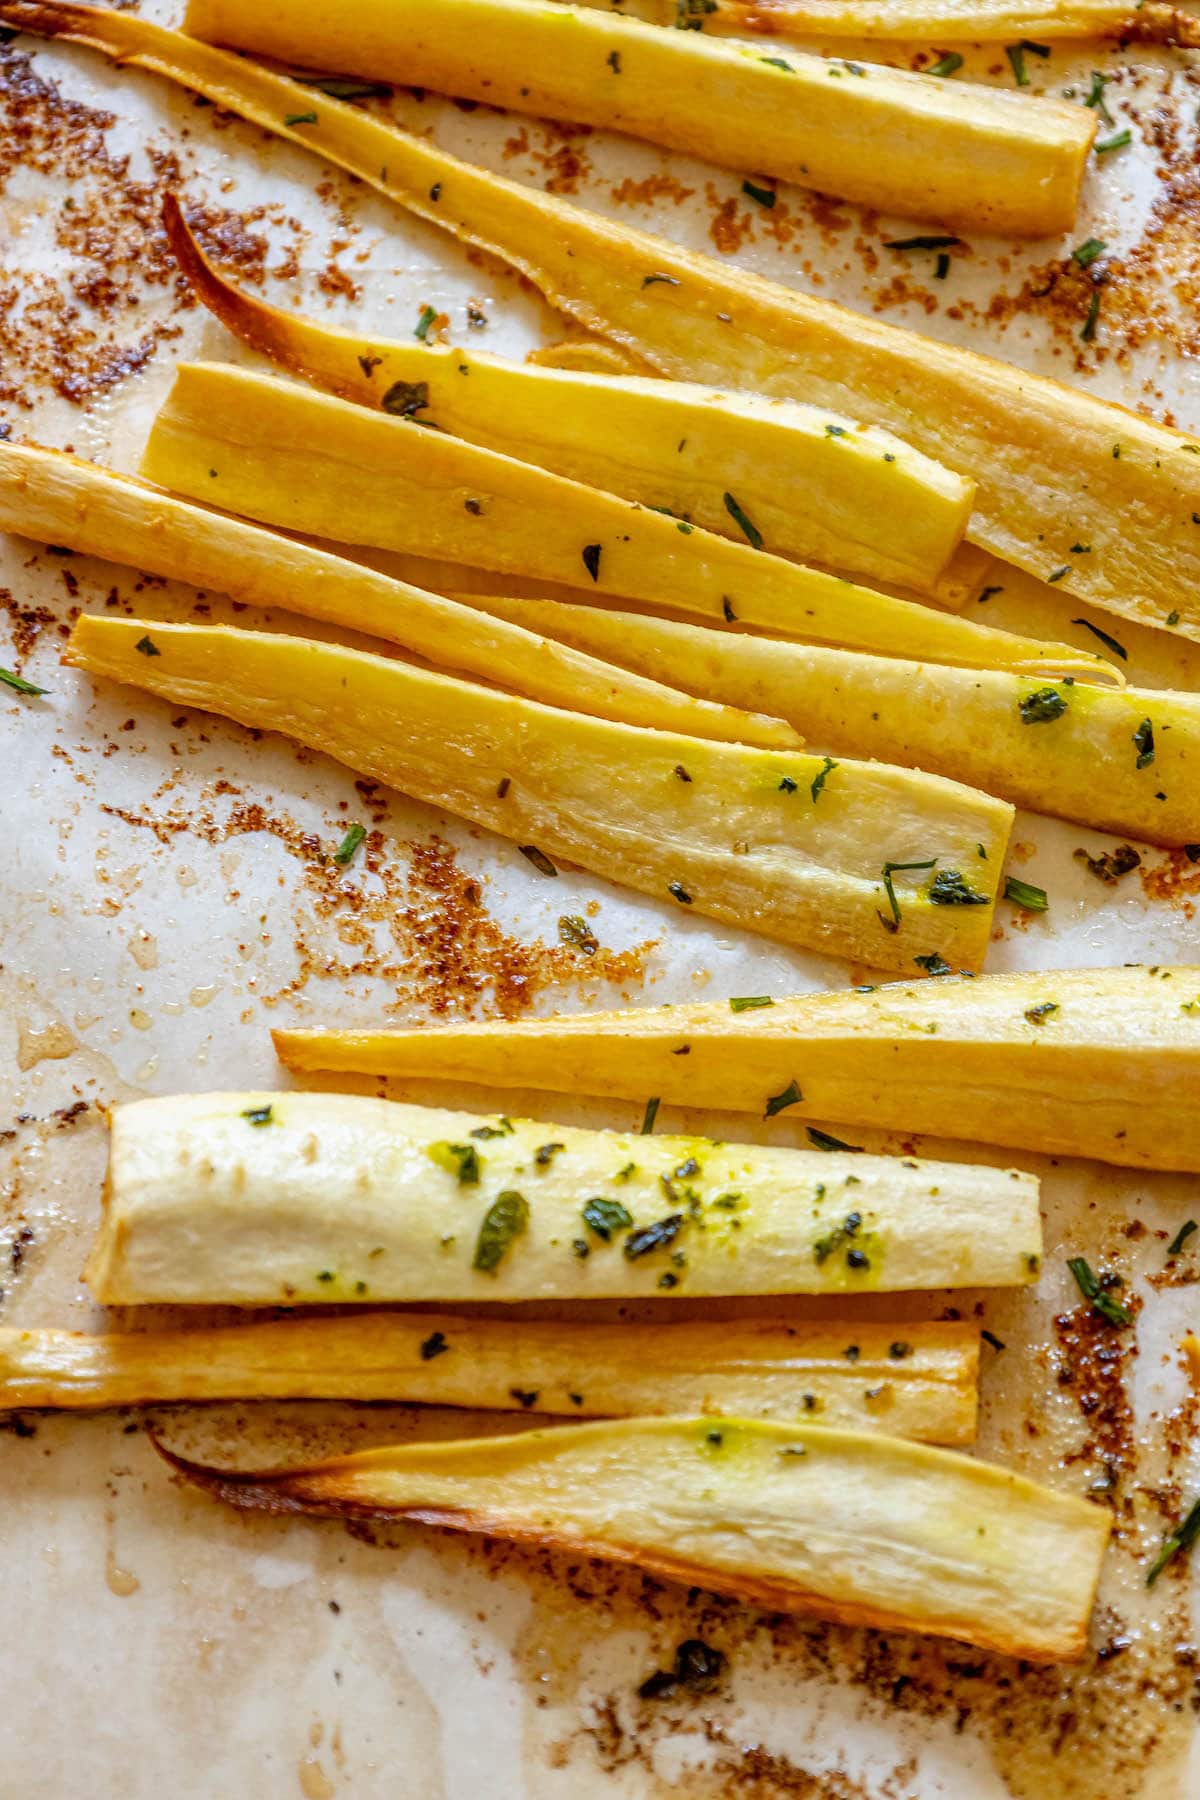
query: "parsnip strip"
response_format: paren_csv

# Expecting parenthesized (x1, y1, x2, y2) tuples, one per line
(650, 0, 1200, 43)
(85, 1094, 1042, 1305)
(3, 4, 1188, 640)
(465, 596, 1200, 845)
(0, 1315, 980, 1442)
(163, 196, 973, 598)
(66, 614, 1015, 970)
(183, 0, 1095, 239)
(274, 966, 1200, 1172)
(141, 362, 1112, 684)
(156, 1416, 1110, 1660)
(0, 443, 791, 748)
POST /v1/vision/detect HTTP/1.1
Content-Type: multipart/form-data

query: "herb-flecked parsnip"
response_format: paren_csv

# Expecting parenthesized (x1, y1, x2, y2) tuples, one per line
(184, 0, 1094, 237)
(466, 596, 1200, 845)
(84, 1095, 1042, 1305)
(647, 0, 1200, 43)
(158, 1417, 1111, 1661)
(275, 966, 1200, 1172)
(0, 1315, 981, 1442)
(5, 5, 1191, 639)
(0, 443, 790, 747)
(162, 196, 972, 599)
(141, 363, 1112, 683)
(66, 614, 1015, 970)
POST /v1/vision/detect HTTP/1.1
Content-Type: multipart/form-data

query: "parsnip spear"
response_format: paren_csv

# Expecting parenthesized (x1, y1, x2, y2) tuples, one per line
(5, 4, 1191, 639)
(66, 614, 1014, 970)
(184, 0, 1094, 238)
(85, 1094, 1042, 1305)
(0, 443, 792, 748)
(141, 362, 1112, 684)
(649, 0, 1199, 43)
(162, 196, 973, 600)
(467, 596, 1200, 845)
(274, 966, 1200, 1172)
(156, 1416, 1111, 1661)
(0, 1315, 980, 1442)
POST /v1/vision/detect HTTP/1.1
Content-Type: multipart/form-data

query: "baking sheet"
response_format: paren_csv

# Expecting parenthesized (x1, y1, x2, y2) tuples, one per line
(1, 6, 1199, 1795)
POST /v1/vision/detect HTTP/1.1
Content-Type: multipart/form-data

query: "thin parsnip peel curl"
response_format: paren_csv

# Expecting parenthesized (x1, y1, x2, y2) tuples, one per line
(1, 4, 1195, 638)
(154, 1416, 1111, 1661)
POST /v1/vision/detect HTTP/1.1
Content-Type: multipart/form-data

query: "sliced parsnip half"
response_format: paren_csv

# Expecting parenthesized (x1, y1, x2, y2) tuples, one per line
(185, 0, 1093, 237)
(650, 0, 1198, 43)
(0, 1315, 980, 1442)
(162, 197, 972, 599)
(86, 1094, 1042, 1305)
(66, 614, 1015, 969)
(141, 362, 1112, 683)
(5, 4, 1188, 640)
(0, 443, 791, 749)
(275, 966, 1200, 1172)
(158, 1416, 1110, 1660)
(466, 596, 1200, 845)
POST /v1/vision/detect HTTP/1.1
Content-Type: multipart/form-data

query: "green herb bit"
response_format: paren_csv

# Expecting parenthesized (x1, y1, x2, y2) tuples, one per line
(1072, 237, 1107, 269)
(420, 1330, 449, 1360)
(824, 424, 848, 438)
(883, 234, 961, 252)
(1006, 44, 1030, 86)
(813, 1210, 862, 1264)
(1167, 610, 1181, 627)
(1067, 1255, 1132, 1327)
(928, 52, 963, 77)
(742, 179, 776, 209)
(935, 252, 950, 280)
(879, 857, 937, 930)
(473, 1191, 529, 1273)
(668, 880, 693, 905)
(382, 379, 430, 418)
(1024, 1001, 1059, 1024)
(981, 1328, 1006, 1352)
(807, 1127, 863, 1153)
(519, 844, 558, 877)
(428, 1141, 481, 1185)
(535, 1141, 565, 1169)
(674, 0, 718, 26)
(414, 304, 438, 340)
(469, 1117, 514, 1139)
(333, 822, 365, 866)
(1072, 617, 1127, 660)
(1167, 1219, 1197, 1257)
(607, 49, 621, 71)
(1081, 287, 1102, 344)
(722, 490, 763, 549)
(1019, 686, 1068, 725)
(764, 1079, 802, 1118)
(1004, 875, 1048, 912)
(641, 1096, 660, 1135)
(558, 913, 599, 955)
(778, 775, 798, 793)
(284, 110, 318, 126)
(759, 56, 794, 71)
(0, 666, 47, 696)
(316, 1269, 335, 1283)
(1146, 1494, 1200, 1586)
(928, 869, 988, 907)
(1084, 69, 1114, 125)
(1133, 718, 1155, 768)
(730, 995, 773, 1012)
(1074, 843, 1140, 884)
(810, 755, 837, 802)
(134, 634, 160, 657)
(641, 272, 680, 288)
(582, 1196, 633, 1241)
(581, 542, 602, 582)
(1095, 128, 1132, 154)
(241, 1104, 273, 1126)
(914, 952, 952, 976)
(624, 1213, 683, 1258)
(301, 75, 392, 100)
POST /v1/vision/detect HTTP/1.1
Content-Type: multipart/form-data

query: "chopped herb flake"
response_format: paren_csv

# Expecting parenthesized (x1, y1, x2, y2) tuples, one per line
(624, 1213, 683, 1258)
(473, 1191, 529, 1273)
(1072, 617, 1127, 660)
(333, 822, 365, 865)
(1072, 237, 1107, 269)
(558, 913, 598, 954)
(730, 995, 773, 1012)
(1068, 1255, 1132, 1327)
(668, 880, 693, 905)
(135, 634, 160, 657)
(1084, 69, 1114, 125)
(534, 1142, 565, 1169)
(1146, 1495, 1200, 1586)
(1074, 843, 1140, 884)
(807, 1126, 863, 1153)
(642, 272, 680, 288)
(928, 52, 963, 77)
(742, 179, 776, 209)
(1024, 1001, 1059, 1024)
(1133, 717, 1155, 768)
(641, 1096, 660, 1134)
(429, 1141, 481, 1185)
(241, 1104, 273, 1126)
(1019, 686, 1068, 724)
(1095, 128, 1132, 154)
(883, 234, 961, 252)
(0, 666, 46, 696)
(1167, 1219, 1197, 1257)
(582, 1197, 633, 1241)
(381, 379, 430, 418)
(284, 110, 318, 126)
(1004, 875, 1048, 912)
(914, 952, 952, 976)
(723, 491, 763, 549)
(811, 756, 837, 802)
(519, 844, 558, 877)
(301, 76, 392, 100)
(414, 304, 437, 340)
(879, 857, 937, 929)
(764, 1079, 802, 1118)
(469, 1118, 514, 1139)
(1081, 287, 1102, 344)
(981, 1328, 1007, 1352)
(420, 1330, 449, 1360)
(582, 542, 602, 582)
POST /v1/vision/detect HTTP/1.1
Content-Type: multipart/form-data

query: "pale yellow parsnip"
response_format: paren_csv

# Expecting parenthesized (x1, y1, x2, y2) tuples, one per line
(65, 615, 1014, 971)
(639, 0, 1199, 41)
(184, 0, 1094, 237)
(274, 966, 1200, 1172)
(160, 1416, 1111, 1662)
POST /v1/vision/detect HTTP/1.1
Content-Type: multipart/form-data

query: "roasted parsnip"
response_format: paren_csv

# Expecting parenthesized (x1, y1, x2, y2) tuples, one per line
(0, 1315, 981, 1442)
(184, 0, 1094, 237)
(274, 966, 1200, 1172)
(66, 614, 1014, 970)
(0, 444, 792, 748)
(466, 596, 1200, 845)
(158, 1417, 1111, 1661)
(7, 4, 1192, 637)
(141, 362, 1112, 683)
(85, 1094, 1042, 1304)
(163, 197, 973, 599)
(645, 0, 1199, 42)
